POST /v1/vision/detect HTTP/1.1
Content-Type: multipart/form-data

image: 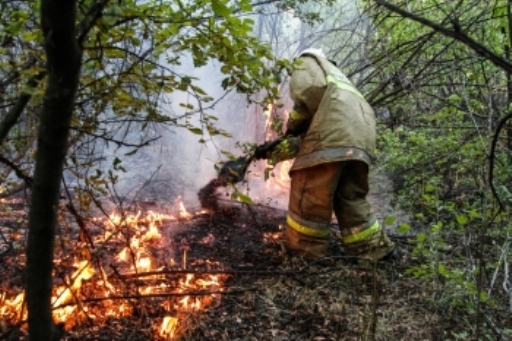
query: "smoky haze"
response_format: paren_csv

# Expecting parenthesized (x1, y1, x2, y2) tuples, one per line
(104, 55, 291, 213)
(96, 1, 371, 213)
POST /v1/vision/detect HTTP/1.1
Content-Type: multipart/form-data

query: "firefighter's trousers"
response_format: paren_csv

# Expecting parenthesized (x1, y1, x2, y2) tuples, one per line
(285, 160, 394, 260)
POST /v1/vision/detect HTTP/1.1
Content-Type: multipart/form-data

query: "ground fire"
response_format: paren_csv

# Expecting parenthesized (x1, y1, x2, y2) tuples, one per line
(0, 198, 229, 340)
(0, 163, 296, 340)
(1, 103, 293, 340)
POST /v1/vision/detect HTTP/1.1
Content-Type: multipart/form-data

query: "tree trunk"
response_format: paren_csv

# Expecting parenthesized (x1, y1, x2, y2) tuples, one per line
(507, 0, 512, 159)
(25, 0, 82, 340)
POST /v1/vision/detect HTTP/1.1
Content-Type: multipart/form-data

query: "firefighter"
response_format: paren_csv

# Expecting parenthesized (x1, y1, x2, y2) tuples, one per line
(255, 48, 395, 261)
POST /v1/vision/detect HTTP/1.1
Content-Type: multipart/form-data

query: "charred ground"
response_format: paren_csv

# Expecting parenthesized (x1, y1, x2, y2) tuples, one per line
(0, 189, 471, 341)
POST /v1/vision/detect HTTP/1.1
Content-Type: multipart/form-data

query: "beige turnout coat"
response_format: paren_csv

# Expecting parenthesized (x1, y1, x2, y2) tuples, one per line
(286, 52, 376, 172)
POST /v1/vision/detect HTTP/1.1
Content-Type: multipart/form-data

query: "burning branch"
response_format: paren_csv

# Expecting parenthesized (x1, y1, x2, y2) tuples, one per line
(52, 287, 260, 306)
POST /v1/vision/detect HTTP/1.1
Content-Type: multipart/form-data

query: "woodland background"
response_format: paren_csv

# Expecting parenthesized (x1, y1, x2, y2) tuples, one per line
(0, 0, 511, 340)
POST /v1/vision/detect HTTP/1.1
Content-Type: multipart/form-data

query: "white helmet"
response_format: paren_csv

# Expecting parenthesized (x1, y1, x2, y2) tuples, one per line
(297, 47, 326, 59)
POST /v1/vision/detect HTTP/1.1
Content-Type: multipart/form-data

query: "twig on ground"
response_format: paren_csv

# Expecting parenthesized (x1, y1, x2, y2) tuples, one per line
(55, 272, 95, 326)
(0, 229, 12, 256)
(482, 312, 508, 341)
(115, 263, 373, 280)
(52, 287, 261, 309)
(116, 268, 307, 279)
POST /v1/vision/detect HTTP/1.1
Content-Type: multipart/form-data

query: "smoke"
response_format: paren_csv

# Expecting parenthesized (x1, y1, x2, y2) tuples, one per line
(98, 53, 290, 212)
(93, 0, 371, 213)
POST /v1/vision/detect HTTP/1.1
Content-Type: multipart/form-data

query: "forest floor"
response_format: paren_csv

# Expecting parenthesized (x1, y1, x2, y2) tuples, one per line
(0, 176, 466, 341)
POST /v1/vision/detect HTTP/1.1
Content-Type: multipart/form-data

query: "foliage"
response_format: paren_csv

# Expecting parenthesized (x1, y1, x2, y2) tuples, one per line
(364, 0, 512, 338)
(2, 0, 512, 338)
(0, 0, 312, 210)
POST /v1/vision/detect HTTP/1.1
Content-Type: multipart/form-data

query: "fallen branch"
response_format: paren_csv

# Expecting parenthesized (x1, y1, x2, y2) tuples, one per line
(482, 312, 508, 341)
(115, 262, 372, 280)
(116, 268, 307, 279)
(52, 287, 261, 309)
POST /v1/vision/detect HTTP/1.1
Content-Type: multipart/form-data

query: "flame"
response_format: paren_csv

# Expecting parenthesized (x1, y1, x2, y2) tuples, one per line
(263, 232, 281, 242)
(0, 291, 25, 321)
(176, 197, 191, 219)
(137, 256, 152, 272)
(52, 261, 95, 323)
(160, 316, 179, 339)
(0, 262, 96, 325)
(262, 97, 292, 191)
(0, 200, 225, 339)
(262, 85, 282, 141)
(104, 206, 224, 338)
(272, 160, 291, 187)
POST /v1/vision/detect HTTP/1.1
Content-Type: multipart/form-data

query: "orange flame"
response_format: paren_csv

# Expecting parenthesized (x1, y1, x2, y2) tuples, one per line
(0, 291, 25, 322)
(1, 200, 224, 339)
(176, 197, 191, 219)
(52, 260, 95, 323)
(159, 316, 179, 339)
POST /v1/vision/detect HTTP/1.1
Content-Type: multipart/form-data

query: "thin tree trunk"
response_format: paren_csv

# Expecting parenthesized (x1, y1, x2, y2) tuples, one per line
(25, 0, 82, 340)
(507, 0, 512, 158)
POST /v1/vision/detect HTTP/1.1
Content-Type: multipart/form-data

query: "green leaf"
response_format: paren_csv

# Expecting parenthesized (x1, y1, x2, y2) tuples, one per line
(113, 157, 122, 167)
(179, 102, 194, 109)
(236, 192, 253, 205)
(468, 210, 480, 219)
(212, 0, 231, 17)
(124, 149, 138, 156)
(425, 183, 435, 192)
(417, 233, 426, 243)
(264, 168, 271, 181)
(448, 94, 461, 102)
(384, 216, 396, 226)
(397, 222, 410, 234)
(438, 263, 448, 276)
(456, 214, 468, 225)
(188, 127, 203, 135)
(239, 0, 253, 12)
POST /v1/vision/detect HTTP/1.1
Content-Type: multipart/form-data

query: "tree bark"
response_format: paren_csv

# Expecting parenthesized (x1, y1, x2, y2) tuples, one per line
(507, 0, 512, 159)
(25, 0, 82, 340)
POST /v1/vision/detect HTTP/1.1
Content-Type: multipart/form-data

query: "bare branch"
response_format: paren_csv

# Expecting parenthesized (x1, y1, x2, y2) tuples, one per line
(375, 0, 512, 73)
(0, 153, 32, 186)
(487, 112, 512, 210)
(77, 0, 111, 47)
(0, 72, 45, 146)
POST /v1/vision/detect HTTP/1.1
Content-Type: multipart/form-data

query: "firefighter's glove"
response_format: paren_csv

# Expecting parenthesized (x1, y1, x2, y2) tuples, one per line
(254, 142, 272, 160)
(285, 124, 308, 137)
(285, 129, 296, 137)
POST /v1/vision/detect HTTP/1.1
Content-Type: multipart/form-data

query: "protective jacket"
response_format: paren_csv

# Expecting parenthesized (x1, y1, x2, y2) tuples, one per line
(278, 50, 394, 260)
(286, 52, 376, 170)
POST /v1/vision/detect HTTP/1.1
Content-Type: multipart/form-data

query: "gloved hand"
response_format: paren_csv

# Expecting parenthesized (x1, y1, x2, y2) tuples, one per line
(254, 143, 271, 160)
(285, 128, 297, 137)
(285, 124, 307, 136)
(254, 138, 284, 160)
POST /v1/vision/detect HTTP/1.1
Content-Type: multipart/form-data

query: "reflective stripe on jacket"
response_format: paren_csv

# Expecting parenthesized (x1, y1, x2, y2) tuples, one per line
(287, 53, 376, 172)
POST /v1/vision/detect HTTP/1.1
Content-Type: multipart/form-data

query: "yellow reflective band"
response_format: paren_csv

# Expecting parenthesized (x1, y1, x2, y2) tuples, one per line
(326, 75, 364, 99)
(342, 220, 381, 244)
(290, 110, 308, 120)
(286, 215, 330, 238)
